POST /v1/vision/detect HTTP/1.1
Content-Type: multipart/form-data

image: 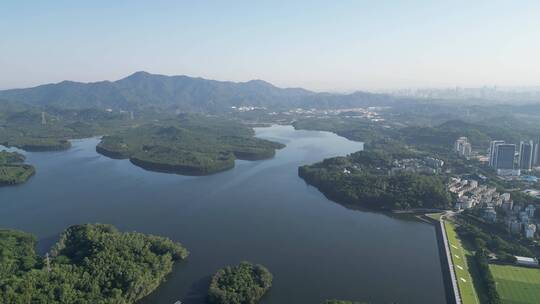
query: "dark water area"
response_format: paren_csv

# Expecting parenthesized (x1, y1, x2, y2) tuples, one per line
(0, 125, 447, 304)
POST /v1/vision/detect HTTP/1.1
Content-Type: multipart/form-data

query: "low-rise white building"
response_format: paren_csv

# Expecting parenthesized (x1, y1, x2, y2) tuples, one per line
(515, 256, 539, 267)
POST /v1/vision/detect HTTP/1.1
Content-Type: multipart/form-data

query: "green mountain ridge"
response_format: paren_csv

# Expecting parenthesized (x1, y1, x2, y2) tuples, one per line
(0, 71, 396, 111)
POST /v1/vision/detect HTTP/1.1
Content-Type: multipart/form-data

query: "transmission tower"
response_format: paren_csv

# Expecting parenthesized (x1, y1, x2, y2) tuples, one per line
(45, 253, 51, 273)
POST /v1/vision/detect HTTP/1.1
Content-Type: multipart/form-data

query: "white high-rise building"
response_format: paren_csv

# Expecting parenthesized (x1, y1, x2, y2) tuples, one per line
(533, 137, 540, 167)
(455, 137, 472, 158)
(519, 140, 534, 171)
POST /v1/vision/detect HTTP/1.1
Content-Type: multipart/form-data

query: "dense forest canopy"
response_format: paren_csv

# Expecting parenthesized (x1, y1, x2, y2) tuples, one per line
(208, 262, 273, 304)
(0, 224, 188, 304)
(299, 147, 452, 211)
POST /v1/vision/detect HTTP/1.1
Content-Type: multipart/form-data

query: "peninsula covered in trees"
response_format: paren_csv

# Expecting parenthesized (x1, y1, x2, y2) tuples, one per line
(0, 150, 35, 185)
(299, 144, 452, 211)
(208, 262, 273, 304)
(0, 224, 188, 303)
(97, 114, 284, 175)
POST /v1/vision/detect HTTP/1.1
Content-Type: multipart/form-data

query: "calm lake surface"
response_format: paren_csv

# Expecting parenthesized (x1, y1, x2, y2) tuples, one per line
(0, 125, 447, 304)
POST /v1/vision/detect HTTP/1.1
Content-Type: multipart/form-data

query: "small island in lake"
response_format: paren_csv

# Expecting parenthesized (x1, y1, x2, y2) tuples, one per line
(299, 143, 452, 211)
(0, 224, 188, 303)
(208, 261, 273, 304)
(97, 115, 285, 175)
(0, 150, 35, 185)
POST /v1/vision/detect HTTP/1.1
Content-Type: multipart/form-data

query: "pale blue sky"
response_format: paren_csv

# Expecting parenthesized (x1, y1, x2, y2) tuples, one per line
(1, 1, 540, 91)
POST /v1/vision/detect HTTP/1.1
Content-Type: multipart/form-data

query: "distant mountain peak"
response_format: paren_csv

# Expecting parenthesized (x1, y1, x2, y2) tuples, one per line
(243, 79, 276, 88)
(246, 79, 271, 85)
(132, 70, 151, 76)
(123, 71, 153, 80)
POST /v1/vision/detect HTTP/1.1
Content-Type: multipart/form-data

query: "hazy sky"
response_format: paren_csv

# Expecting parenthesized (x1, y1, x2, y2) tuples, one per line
(1, 1, 540, 92)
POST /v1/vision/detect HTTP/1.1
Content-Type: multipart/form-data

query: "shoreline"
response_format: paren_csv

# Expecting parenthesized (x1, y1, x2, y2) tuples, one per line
(424, 214, 461, 304)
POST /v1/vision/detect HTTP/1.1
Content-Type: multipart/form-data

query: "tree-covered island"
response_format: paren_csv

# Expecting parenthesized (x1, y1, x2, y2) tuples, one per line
(97, 115, 284, 175)
(0, 150, 35, 185)
(0, 224, 188, 303)
(208, 262, 273, 304)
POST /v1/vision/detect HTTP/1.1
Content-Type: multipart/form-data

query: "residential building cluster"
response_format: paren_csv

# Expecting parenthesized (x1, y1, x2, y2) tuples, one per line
(236, 106, 388, 124)
(280, 107, 384, 122)
(230, 106, 267, 112)
(505, 204, 537, 239)
(389, 157, 444, 175)
(449, 177, 538, 239)
(387, 86, 540, 103)
(448, 178, 504, 211)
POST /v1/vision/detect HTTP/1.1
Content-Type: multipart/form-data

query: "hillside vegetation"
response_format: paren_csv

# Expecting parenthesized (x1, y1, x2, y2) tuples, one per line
(295, 117, 529, 152)
(0, 107, 140, 151)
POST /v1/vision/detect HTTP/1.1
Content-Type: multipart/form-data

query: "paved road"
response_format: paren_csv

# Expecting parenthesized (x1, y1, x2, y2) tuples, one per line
(440, 214, 462, 304)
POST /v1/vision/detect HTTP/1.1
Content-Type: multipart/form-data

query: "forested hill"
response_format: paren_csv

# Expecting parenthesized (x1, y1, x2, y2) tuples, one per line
(0, 71, 397, 111)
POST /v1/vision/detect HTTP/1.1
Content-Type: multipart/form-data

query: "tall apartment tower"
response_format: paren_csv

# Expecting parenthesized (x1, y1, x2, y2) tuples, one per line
(454, 137, 472, 158)
(489, 140, 505, 168)
(534, 137, 540, 167)
(495, 144, 516, 170)
(519, 140, 534, 171)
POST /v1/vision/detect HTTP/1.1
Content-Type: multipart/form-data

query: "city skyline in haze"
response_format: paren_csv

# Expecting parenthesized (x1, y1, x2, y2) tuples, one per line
(2, 1, 540, 92)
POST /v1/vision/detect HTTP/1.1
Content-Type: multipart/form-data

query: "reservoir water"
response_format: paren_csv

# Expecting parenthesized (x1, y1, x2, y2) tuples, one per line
(0, 125, 447, 303)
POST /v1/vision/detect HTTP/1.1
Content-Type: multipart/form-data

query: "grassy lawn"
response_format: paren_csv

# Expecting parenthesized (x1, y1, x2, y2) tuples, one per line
(426, 212, 443, 221)
(444, 221, 480, 304)
(490, 264, 540, 304)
